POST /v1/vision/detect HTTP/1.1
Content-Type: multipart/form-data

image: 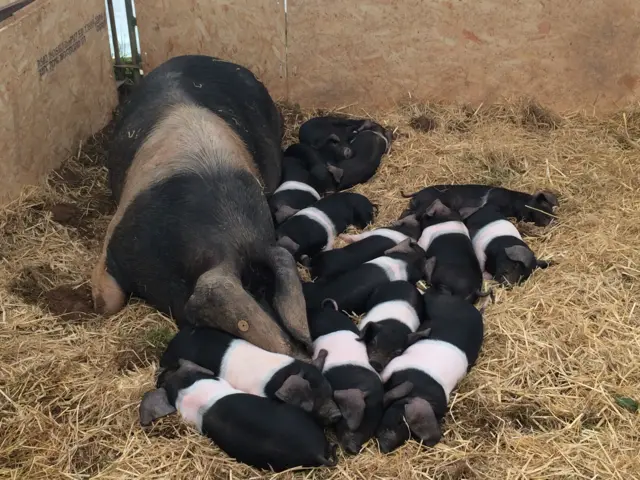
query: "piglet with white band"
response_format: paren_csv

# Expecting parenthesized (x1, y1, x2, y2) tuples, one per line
(269, 143, 336, 224)
(465, 204, 551, 285)
(375, 289, 484, 453)
(310, 214, 421, 280)
(418, 199, 487, 303)
(303, 238, 427, 314)
(325, 122, 393, 191)
(159, 326, 341, 425)
(308, 300, 384, 454)
(358, 280, 425, 373)
(276, 192, 375, 260)
(140, 359, 337, 472)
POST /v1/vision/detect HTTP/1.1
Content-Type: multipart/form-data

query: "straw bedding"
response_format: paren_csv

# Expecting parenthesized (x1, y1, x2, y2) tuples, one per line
(1, 99, 639, 479)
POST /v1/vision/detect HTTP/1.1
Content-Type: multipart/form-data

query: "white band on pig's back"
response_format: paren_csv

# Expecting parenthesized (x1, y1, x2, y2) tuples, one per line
(365, 256, 409, 281)
(344, 228, 408, 245)
(359, 300, 420, 332)
(472, 219, 522, 271)
(418, 221, 469, 251)
(381, 339, 468, 401)
(219, 339, 294, 397)
(313, 330, 377, 374)
(294, 207, 338, 250)
(176, 378, 239, 432)
(273, 181, 321, 200)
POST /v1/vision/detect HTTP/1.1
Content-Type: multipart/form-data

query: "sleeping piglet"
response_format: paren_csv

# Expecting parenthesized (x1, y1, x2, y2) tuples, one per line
(276, 192, 375, 260)
(465, 204, 551, 285)
(159, 326, 341, 425)
(325, 122, 393, 190)
(140, 359, 337, 472)
(299, 115, 372, 162)
(375, 289, 484, 453)
(418, 199, 487, 303)
(358, 280, 425, 373)
(269, 143, 336, 224)
(309, 214, 421, 280)
(309, 300, 384, 454)
(303, 238, 427, 315)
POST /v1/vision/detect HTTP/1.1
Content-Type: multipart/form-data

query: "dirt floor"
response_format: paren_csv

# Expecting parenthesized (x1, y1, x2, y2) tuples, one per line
(1, 100, 639, 479)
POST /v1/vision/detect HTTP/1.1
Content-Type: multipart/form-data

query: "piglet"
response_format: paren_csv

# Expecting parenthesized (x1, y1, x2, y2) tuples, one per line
(303, 238, 427, 314)
(299, 115, 371, 162)
(358, 280, 425, 373)
(140, 359, 337, 472)
(310, 214, 421, 279)
(401, 184, 559, 227)
(309, 300, 384, 454)
(375, 289, 484, 453)
(269, 144, 336, 224)
(159, 326, 341, 425)
(325, 122, 392, 190)
(276, 192, 375, 259)
(418, 199, 486, 303)
(465, 204, 551, 285)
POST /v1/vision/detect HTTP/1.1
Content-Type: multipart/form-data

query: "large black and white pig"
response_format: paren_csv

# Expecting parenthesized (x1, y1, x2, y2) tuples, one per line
(325, 122, 392, 190)
(401, 184, 559, 227)
(309, 214, 421, 279)
(269, 143, 336, 224)
(91, 55, 309, 356)
(358, 280, 425, 373)
(140, 359, 337, 472)
(308, 300, 384, 454)
(417, 199, 486, 302)
(159, 326, 341, 424)
(303, 239, 427, 314)
(299, 115, 372, 162)
(276, 192, 375, 259)
(375, 289, 484, 453)
(465, 204, 551, 285)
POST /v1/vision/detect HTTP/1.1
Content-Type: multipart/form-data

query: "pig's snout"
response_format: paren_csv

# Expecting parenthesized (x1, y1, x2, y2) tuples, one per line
(377, 429, 401, 454)
(341, 146, 353, 159)
(318, 399, 342, 425)
(339, 430, 365, 455)
(370, 359, 384, 373)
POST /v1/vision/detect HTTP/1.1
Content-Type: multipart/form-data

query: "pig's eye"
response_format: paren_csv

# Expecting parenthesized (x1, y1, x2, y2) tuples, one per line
(393, 349, 404, 356)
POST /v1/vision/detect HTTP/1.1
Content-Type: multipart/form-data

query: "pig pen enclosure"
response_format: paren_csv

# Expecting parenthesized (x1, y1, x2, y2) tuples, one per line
(1, 0, 640, 479)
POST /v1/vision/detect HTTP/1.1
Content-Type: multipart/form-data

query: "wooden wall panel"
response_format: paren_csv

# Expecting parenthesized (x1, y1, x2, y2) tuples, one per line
(0, 0, 117, 205)
(286, 0, 640, 112)
(135, 0, 286, 99)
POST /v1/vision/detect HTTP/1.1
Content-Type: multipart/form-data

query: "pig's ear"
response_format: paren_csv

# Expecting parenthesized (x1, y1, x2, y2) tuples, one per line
(274, 206, 299, 224)
(326, 164, 344, 184)
(311, 348, 328, 370)
(505, 245, 536, 268)
(383, 381, 414, 408)
(139, 388, 176, 426)
(424, 199, 451, 218)
(334, 388, 367, 431)
(533, 190, 559, 208)
(406, 328, 431, 347)
(177, 359, 216, 376)
(389, 214, 420, 230)
(404, 397, 441, 446)
(384, 238, 415, 255)
(423, 256, 437, 282)
(276, 235, 300, 256)
(275, 374, 314, 412)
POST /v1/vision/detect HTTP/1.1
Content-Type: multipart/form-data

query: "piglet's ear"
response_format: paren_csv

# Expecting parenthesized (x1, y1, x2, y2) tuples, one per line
(334, 388, 367, 431)
(533, 190, 559, 208)
(382, 381, 414, 408)
(424, 199, 451, 218)
(423, 256, 436, 282)
(406, 328, 431, 347)
(505, 245, 536, 268)
(276, 235, 300, 256)
(358, 322, 380, 343)
(405, 397, 441, 447)
(139, 388, 176, 426)
(274, 205, 300, 225)
(384, 238, 416, 255)
(275, 374, 314, 412)
(311, 349, 328, 370)
(459, 205, 482, 219)
(326, 164, 344, 184)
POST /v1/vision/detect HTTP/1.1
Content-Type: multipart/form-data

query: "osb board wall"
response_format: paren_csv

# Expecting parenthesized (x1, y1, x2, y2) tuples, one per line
(286, 0, 640, 111)
(0, 0, 117, 205)
(135, 0, 286, 99)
